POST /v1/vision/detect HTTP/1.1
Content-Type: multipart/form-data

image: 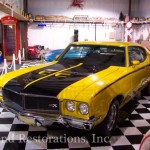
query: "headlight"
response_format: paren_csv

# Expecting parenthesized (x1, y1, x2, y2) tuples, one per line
(66, 101, 75, 112)
(78, 103, 89, 115)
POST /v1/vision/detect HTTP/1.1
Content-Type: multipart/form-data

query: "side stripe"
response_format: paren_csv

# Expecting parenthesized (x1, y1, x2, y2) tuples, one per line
(94, 64, 150, 97)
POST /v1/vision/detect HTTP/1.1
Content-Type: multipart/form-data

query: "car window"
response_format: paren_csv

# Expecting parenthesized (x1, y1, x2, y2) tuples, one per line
(128, 46, 146, 65)
(63, 46, 91, 58)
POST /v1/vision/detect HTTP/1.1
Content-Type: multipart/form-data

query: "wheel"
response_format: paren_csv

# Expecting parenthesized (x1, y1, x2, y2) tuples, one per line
(93, 100, 119, 136)
(141, 83, 150, 96)
(28, 51, 31, 60)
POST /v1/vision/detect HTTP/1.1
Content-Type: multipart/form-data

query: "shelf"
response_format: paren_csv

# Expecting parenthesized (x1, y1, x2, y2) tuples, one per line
(33, 19, 150, 25)
(31, 15, 150, 25)
(0, 1, 28, 21)
(32, 15, 120, 24)
(33, 15, 150, 25)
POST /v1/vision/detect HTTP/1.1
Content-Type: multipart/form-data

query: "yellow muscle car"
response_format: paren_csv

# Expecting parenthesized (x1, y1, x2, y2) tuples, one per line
(0, 41, 150, 135)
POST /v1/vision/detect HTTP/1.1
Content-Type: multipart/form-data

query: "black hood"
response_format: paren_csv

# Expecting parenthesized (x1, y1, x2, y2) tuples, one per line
(3, 61, 109, 97)
(3, 63, 88, 96)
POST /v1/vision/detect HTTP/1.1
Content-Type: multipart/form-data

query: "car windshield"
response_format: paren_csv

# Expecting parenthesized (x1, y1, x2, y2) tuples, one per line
(59, 45, 125, 66)
(57, 45, 125, 74)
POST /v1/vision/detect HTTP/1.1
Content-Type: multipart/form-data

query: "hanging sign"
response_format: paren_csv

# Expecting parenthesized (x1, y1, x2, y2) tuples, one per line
(73, 15, 89, 21)
(126, 21, 133, 29)
(1, 16, 17, 25)
(125, 21, 133, 42)
(125, 28, 133, 38)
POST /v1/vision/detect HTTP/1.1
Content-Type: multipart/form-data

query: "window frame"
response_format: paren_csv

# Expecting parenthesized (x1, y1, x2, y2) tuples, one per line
(128, 46, 147, 66)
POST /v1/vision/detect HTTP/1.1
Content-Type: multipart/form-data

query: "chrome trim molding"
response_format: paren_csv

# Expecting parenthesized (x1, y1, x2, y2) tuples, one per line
(0, 101, 96, 130)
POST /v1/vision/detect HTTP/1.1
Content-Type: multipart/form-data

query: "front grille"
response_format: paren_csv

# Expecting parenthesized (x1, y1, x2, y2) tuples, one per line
(24, 95, 59, 114)
(2, 88, 59, 114)
(3, 88, 23, 107)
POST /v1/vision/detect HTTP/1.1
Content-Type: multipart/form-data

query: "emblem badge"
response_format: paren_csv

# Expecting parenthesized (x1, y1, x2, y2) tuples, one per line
(49, 104, 58, 108)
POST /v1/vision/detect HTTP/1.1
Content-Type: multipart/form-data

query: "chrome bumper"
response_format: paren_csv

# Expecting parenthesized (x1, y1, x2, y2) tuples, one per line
(0, 101, 96, 131)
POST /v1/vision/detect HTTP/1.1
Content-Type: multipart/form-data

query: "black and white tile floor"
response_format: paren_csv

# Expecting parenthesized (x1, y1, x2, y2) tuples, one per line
(20, 61, 47, 69)
(0, 60, 46, 74)
(0, 96, 150, 150)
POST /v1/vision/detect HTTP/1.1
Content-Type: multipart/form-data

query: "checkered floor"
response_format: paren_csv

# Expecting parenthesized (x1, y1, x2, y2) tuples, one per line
(20, 60, 47, 69)
(0, 97, 150, 150)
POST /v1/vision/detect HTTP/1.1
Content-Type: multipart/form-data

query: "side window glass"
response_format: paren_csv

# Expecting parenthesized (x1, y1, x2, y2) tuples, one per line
(138, 47, 146, 61)
(129, 46, 146, 65)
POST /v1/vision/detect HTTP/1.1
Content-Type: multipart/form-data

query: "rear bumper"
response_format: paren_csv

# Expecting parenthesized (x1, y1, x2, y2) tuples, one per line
(0, 101, 96, 131)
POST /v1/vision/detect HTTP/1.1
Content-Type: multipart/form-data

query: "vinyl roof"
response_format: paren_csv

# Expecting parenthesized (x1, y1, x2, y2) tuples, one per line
(72, 41, 141, 47)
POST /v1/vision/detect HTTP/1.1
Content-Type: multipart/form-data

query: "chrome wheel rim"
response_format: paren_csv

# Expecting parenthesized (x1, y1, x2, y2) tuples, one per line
(107, 104, 117, 131)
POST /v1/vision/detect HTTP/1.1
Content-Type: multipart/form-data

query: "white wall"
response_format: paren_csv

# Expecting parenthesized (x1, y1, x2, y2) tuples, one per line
(28, 23, 95, 49)
(0, 0, 24, 18)
(28, 22, 121, 49)
(3, 0, 24, 10)
(130, 0, 150, 42)
(28, 0, 129, 49)
(131, 0, 140, 17)
(138, 0, 150, 17)
(131, 0, 150, 17)
(28, 0, 129, 18)
(0, 11, 8, 18)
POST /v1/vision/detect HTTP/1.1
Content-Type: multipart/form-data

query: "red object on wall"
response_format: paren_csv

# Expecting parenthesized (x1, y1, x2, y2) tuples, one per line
(71, 0, 84, 9)
(1, 16, 20, 61)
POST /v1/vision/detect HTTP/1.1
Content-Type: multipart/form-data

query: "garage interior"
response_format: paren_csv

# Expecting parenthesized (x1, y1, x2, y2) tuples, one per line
(0, 0, 150, 150)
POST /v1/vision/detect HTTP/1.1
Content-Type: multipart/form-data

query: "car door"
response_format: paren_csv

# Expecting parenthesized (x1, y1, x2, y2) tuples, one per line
(128, 46, 150, 95)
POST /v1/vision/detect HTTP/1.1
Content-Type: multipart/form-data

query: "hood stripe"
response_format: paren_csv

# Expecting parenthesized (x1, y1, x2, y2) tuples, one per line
(24, 63, 83, 89)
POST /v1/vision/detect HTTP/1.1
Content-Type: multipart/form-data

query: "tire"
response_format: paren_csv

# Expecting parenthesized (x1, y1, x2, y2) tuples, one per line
(134, 91, 142, 100)
(93, 100, 119, 136)
(141, 83, 150, 96)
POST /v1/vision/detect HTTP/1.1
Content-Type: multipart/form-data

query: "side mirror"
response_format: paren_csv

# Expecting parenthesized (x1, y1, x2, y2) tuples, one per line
(132, 60, 140, 65)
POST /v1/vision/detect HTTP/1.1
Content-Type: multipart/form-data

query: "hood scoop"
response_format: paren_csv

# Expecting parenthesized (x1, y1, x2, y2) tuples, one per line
(38, 69, 57, 75)
(55, 73, 71, 78)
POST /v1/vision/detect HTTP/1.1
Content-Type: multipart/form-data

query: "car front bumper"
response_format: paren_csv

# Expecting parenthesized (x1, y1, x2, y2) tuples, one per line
(0, 101, 96, 131)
